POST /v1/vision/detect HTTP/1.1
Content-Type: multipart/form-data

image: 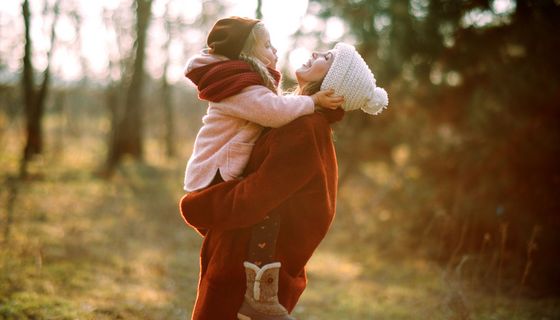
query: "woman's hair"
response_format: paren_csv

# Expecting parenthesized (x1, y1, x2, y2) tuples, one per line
(295, 80, 324, 96)
(239, 23, 279, 94)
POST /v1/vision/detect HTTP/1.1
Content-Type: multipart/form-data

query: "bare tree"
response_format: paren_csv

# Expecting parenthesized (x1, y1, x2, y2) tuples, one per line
(99, 5, 130, 176)
(20, 0, 60, 175)
(160, 3, 178, 158)
(68, 6, 90, 84)
(105, 0, 153, 172)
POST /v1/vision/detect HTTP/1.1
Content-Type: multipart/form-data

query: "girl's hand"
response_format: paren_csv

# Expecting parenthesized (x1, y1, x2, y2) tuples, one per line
(312, 89, 344, 110)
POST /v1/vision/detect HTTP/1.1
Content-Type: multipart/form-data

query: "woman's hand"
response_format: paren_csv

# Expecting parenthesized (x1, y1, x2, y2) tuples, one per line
(311, 89, 344, 110)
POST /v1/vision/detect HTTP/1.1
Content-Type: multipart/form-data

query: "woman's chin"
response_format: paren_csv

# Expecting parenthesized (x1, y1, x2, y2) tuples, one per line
(295, 68, 308, 82)
(296, 65, 308, 73)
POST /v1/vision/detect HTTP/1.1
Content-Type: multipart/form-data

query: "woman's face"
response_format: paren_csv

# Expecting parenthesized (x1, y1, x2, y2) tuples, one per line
(295, 51, 335, 85)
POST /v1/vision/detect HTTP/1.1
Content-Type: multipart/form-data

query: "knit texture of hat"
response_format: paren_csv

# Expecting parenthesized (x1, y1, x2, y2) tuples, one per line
(207, 17, 260, 60)
(321, 43, 388, 115)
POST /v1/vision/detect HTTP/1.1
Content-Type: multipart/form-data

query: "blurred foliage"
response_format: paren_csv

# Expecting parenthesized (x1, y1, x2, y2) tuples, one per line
(306, 0, 560, 295)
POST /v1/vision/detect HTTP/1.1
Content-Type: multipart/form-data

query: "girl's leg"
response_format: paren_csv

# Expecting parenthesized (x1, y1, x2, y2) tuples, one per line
(247, 214, 281, 267)
(238, 214, 295, 320)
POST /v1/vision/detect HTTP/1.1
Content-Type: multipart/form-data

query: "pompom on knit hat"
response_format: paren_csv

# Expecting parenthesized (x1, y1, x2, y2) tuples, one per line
(207, 16, 260, 60)
(321, 43, 388, 115)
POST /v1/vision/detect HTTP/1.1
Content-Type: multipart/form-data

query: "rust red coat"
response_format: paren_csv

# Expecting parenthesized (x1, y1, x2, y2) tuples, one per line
(179, 110, 344, 319)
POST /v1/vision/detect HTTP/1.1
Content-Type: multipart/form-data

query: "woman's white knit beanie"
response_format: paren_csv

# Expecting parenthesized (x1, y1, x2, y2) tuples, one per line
(321, 43, 388, 115)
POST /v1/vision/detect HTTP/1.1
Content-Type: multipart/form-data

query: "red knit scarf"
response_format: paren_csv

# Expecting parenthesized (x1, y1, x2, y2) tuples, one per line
(186, 60, 282, 102)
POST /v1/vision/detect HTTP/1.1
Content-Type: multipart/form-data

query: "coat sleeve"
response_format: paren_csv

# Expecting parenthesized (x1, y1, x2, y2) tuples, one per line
(180, 114, 329, 231)
(216, 86, 315, 128)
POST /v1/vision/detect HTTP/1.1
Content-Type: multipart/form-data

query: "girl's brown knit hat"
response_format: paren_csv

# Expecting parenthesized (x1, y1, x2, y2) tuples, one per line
(207, 16, 260, 60)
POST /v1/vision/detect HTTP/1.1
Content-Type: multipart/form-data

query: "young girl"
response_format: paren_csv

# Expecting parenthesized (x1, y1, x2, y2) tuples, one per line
(183, 16, 343, 320)
(183, 16, 343, 193)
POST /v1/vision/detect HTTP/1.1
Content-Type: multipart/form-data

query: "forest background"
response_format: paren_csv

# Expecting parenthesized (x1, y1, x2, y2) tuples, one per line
(1, 0, 559, 319)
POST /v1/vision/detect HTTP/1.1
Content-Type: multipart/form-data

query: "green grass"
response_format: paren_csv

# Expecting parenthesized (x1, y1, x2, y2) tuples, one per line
(1, 132, 559, 319)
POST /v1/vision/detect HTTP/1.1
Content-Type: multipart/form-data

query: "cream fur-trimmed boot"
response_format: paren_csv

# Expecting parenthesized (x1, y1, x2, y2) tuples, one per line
(237, 262, 296, 320)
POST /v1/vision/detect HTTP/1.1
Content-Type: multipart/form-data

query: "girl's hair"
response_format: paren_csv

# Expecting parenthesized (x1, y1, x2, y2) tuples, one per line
(239, 23, 279, 94)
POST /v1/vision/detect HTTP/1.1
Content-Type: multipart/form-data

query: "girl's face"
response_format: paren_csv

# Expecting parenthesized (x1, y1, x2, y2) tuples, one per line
(295, 51, 335, 85)
(254, 28, 278, 68)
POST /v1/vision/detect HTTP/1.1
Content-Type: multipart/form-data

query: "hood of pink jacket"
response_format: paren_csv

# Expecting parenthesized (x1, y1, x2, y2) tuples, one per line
(184, 49, 229, 78)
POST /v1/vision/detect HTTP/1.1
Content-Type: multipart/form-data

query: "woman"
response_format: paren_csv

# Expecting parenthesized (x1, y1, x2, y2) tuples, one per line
(180, 43, 388, 320)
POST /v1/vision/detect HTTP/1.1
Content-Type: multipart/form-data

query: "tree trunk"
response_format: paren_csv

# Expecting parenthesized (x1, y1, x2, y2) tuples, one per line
(256, 0, 263, 19)
(162, 13, 176, 158)
(161, 62, 176, 158)
(106, 0, 153, 169)
(21, 0, 38, 163)
(104, 83, 121, 174)
(20, 0, 59, 170)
